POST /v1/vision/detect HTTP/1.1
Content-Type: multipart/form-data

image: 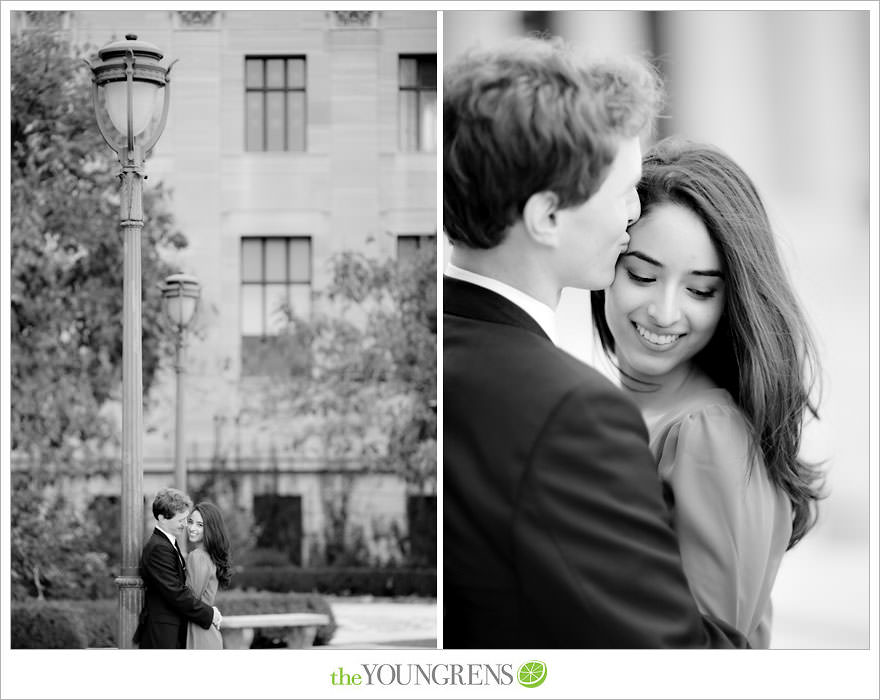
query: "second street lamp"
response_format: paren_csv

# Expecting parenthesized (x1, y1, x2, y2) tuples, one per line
(86, 33, 176, 649)
(160, 274, 201, 496)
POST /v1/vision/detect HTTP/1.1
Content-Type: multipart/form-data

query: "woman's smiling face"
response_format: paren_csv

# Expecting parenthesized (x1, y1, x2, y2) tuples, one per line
(187, 509, 205, 545)
(604, 202, 726, 388)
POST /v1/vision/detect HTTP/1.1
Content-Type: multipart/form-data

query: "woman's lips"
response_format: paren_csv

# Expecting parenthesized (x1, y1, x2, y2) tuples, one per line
(633, 321, 684, 348)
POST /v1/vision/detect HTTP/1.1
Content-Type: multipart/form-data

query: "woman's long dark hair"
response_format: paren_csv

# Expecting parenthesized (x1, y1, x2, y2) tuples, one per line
(193, 501, 232, 588)
(591, 137, 824, 549)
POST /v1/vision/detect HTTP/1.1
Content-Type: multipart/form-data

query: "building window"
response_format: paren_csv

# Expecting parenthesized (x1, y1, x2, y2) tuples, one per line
(396, 234, 437, 335)
(396, 234, 435, 267)
(407, 495, 437, 567)
(253, 494, 303, 565)
(398, 55, 436, 152)
(245, 56, 306, 152)
(241, 237, 312, 376)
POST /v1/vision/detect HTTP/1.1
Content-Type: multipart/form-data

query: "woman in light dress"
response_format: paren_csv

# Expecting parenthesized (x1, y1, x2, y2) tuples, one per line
(185, 501, 232, 649)
(591, 137, 824, 648)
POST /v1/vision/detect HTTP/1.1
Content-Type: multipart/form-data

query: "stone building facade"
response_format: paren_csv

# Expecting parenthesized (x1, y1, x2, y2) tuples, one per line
(20, 9, 438, 566)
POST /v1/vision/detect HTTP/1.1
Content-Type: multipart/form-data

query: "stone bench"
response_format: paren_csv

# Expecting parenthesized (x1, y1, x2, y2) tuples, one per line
(220, 612, 331, 649)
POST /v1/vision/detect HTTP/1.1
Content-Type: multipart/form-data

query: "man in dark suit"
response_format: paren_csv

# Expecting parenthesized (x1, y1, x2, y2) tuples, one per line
(134, 487, 220, 648)
(443, 38, 749, 648)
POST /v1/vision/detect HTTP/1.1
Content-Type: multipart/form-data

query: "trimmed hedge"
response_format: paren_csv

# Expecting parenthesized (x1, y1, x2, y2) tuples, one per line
(69, 599, 117, 648)
(12, 592, 337, 648)
(232, 566, 436, 597)
(11, 601, 89, 649)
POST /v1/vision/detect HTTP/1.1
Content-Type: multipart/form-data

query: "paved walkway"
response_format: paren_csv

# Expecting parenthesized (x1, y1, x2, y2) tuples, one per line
(321, 596, 437, 649)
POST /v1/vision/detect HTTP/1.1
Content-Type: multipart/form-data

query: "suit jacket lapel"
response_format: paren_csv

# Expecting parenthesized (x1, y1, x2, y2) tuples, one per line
(443, 276, 551, 341)
(154, 528, 186, 571)
(173, 540, 186, 570)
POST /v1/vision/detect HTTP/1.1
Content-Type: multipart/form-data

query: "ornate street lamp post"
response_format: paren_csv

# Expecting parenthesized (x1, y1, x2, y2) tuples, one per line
(159, 274, 201, 496)
(86, 34, 176, 649)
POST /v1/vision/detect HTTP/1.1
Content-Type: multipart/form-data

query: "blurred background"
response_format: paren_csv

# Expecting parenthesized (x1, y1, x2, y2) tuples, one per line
(444, 9, 870, 649)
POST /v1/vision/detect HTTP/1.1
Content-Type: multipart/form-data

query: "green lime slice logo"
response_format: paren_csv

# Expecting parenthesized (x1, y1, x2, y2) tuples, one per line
(517, 660, 547, 688)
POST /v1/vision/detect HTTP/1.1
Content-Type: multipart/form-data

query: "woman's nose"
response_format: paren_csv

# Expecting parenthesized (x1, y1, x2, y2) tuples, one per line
(647, 292, 681, 327)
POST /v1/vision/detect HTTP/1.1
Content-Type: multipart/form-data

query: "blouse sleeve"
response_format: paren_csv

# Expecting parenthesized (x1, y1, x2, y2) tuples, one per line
(659, 404, 789, 643)
(185, 549, 212, 600)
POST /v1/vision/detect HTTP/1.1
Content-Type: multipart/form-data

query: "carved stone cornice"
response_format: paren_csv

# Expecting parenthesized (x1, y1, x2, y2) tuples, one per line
(177, 10, 218, 27)
(328, 10, 377, 29)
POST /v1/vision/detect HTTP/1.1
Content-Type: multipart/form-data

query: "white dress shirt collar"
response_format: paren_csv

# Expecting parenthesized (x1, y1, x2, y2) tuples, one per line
(156, 526, 178, 548)
(446, 263, 558, 345)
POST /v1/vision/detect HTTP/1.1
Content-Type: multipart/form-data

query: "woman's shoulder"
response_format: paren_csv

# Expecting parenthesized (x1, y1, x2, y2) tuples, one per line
(654, 382, 792, 542)
(187, 547, 215, 569)
(652, 388, 755, 482)
(681, 388, 743, 426)
(650, 386, 745, 442)
(676, 391, 752, 454)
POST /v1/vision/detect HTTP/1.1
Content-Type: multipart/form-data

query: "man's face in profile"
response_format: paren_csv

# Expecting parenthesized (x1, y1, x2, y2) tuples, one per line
(158, 509, 189, 539)
(553, 136, 643, 291)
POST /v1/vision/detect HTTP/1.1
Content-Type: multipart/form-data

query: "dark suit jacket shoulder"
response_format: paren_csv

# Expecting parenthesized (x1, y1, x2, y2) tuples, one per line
(443, 276, 747, 648)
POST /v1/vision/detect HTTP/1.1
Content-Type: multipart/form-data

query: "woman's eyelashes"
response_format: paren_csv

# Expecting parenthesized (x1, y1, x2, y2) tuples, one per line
(626, 270, 654, 284)
(624, 268, 718, 300)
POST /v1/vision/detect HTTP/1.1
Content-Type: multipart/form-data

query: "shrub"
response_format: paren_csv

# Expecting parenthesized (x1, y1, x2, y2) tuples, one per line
(11, 485, 116, 602)
(70, 599, 117, 648)
(237, 547, 292, 568)
(11, 601, 89, 649)
(14, 599, 118, 648)
(232, 566, 436, 597)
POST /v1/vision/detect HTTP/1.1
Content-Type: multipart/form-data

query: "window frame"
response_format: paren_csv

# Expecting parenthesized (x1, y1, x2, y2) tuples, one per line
(240, 236, 313, 378)
(244, 55, 307, 152)
(240, 235, 313, 340)
(397, 54, 437, 153)
(396, 233, 436, 265)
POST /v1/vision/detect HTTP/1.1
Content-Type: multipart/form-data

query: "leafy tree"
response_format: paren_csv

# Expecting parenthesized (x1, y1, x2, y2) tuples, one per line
(10, 13, 186, 463)
(10, 13, 186, 600)
(10, 476, 117, 601)
(252, 241, 437, 496)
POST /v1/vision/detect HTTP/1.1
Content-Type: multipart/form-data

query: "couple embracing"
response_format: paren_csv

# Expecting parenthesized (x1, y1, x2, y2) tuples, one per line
(443, 38, 823, 648)
(134, 488, 232, 649)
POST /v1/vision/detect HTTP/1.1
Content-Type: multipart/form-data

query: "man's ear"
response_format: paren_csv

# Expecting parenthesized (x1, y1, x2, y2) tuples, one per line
(522, 191, 561, 247)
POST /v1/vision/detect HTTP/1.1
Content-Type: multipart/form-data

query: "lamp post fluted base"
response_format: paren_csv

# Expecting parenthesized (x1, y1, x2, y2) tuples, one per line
(115, 575, 144, 649)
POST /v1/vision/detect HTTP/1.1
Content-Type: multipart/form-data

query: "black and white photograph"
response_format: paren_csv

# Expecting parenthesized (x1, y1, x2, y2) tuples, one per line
(443, 8, 870, 651)
(1, 3, 878, 700)
(6, 8, 437, 652)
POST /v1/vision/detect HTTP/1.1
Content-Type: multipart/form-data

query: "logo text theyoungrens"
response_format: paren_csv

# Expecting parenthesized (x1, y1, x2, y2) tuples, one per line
(329, 664, 515, 686)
